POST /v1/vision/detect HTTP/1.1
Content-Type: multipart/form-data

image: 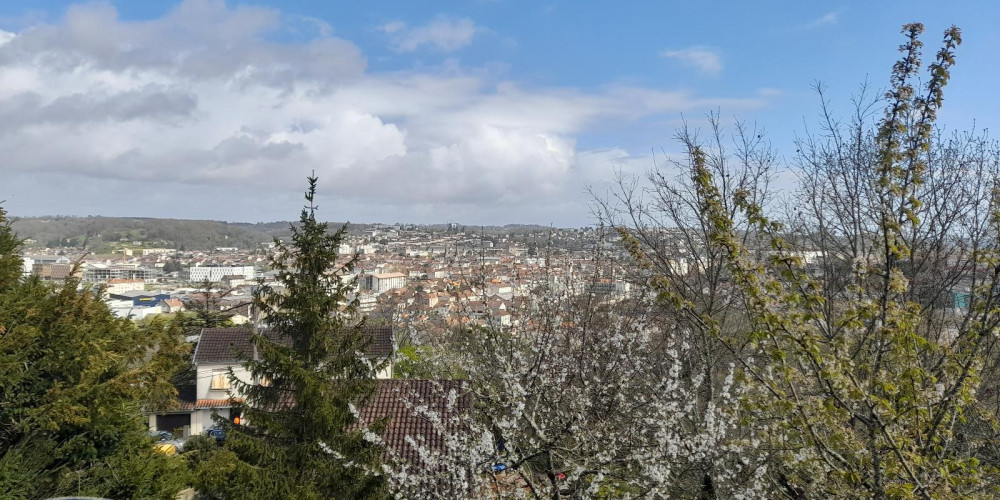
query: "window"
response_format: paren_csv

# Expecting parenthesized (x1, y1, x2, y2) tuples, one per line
(210, 370, 230, 390)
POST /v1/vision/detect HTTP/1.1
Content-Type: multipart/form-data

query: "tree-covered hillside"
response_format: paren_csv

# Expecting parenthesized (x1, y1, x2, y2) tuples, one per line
(8, 216, 561, 252)
(9, 216, 293, 252)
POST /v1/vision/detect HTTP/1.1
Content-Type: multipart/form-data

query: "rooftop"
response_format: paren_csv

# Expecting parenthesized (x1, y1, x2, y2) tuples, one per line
(357, 379, 470, 468)
(193, 325, 394, 365)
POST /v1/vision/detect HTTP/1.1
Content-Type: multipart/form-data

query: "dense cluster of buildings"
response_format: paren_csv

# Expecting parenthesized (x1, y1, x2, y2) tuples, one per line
(18, 225, 626, 328)
(18, 226, 633, 444)
(17, 225, 624, 465)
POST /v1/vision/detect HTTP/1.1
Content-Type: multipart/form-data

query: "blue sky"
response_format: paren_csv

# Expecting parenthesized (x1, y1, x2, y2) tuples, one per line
(0, 1, 997, 226)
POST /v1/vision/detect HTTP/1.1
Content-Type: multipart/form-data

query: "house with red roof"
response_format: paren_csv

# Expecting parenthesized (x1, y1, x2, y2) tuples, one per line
(148, 325, 395, 436)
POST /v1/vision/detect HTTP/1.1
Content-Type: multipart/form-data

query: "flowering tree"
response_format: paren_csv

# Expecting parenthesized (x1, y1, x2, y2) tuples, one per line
(382, 22, 1000, 500)
(374, 242, 771, 498)
(616, 23, 1000, 498)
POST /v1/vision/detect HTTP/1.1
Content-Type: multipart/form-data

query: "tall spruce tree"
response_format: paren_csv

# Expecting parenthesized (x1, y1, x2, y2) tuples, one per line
(0, 206, 189, 499)
(195, 176, 387, 499)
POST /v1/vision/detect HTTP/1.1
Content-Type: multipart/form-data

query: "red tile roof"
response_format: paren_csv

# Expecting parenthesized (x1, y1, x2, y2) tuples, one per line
(357, 380, 470, 467)
(175, 398, 244, 410)
(191, 328, 282, 365)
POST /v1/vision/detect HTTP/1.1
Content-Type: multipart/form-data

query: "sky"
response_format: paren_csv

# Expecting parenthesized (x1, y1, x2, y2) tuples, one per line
(0, 1, 997, 226)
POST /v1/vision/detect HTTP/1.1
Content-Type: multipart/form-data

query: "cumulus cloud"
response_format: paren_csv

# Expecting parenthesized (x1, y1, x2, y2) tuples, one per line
(659, 46, 723, 75)
(0, 0, 766, 225)
(381, 16, 479, 52)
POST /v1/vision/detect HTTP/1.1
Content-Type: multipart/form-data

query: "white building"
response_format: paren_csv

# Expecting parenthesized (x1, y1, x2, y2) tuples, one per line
(356, 292, 378, 313)
(487, 282, 514, 298)
(141, 248, 175, 256)
(21, 255, 71, 276)
(188, 265, 256, 283)
(105, 278, 145, 295)
(360, 272, 406, 294)
(108, 302, 163, 320)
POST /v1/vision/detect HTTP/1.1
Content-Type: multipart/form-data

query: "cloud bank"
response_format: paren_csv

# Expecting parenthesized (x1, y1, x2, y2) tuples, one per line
(0, 0, 763, 224)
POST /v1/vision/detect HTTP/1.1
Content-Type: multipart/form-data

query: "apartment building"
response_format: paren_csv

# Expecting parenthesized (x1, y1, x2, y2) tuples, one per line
(360, 272, 406, 294)
(188, 265, 256, 283)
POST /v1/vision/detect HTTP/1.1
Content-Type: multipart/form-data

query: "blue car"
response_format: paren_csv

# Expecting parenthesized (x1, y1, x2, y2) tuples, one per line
(206, 428, 226, 444)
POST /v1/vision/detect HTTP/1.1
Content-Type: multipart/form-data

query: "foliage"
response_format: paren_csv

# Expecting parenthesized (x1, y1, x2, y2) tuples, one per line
(163, 259, 185, 274)
(376, 23, 1000, 500)
(193, 176, 388, 499)
(393, 339, 466, 381)
(374, 246, 769, 498)
(178, 280, 237, 335)
(0, 206, 21, 291)
(609, 24, 1000, 499)
(393, 343, 437, 379)
(0, 207, 190, 499)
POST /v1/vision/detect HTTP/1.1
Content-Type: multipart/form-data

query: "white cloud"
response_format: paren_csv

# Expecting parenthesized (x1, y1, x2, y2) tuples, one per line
(0, 0, 767, 225)
(382, 16, 478, 52)
(814, 12, 839, 25)
(799, 12, 839, 30)
(380, 21, 406, 35)
(659, 46, 722, 75)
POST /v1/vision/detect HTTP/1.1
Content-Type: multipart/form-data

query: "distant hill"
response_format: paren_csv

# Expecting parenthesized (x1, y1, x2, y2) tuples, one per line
(8, 216, 568, 252)
(9, 216, 293, 252)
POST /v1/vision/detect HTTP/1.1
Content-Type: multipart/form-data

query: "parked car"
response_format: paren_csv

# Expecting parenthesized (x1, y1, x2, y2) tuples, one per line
(206, 428, 226, 444)
(154, 441, 177, 456)
(149, 430, 173, 441)
(149, 430, 189, 454)
(166, 435, 190, 453)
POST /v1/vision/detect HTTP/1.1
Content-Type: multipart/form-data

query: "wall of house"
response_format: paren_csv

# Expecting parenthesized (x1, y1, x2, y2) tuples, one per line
(376, 275, 406, 293)
(196, 363, 253, 402)
(190, 408, 223, 435)
(376, 361, 393, 380)
(148, 359, 391, 436)
(197, 361, 392, 389)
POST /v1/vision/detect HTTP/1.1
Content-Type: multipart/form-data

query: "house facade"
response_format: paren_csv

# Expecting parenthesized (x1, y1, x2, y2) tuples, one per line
(149, 325, 395, 436)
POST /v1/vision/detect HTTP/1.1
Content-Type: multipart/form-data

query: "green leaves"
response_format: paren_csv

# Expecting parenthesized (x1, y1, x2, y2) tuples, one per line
(0, 207, 24, 292)
(628, 24, 999, 499)
(0, 263, 188, 498)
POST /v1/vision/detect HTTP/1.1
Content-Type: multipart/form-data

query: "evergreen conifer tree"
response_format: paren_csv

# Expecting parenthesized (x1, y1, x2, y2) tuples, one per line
(195, 176, 388, 499)
(0, 206, 21, 291)
(0, 206, 189, 499)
